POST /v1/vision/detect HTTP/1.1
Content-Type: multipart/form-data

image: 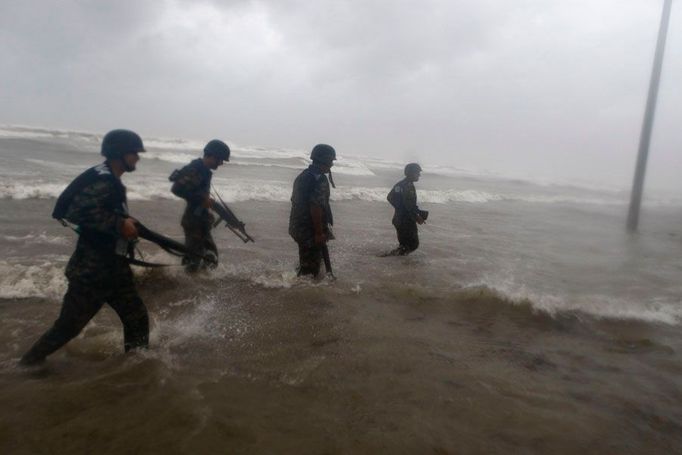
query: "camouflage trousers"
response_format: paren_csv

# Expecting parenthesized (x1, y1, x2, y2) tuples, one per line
(20, 278, 149, 365)
(391, 219, 419, 256)
(297, 242, 323, 277)
(181, 216, 218, 273)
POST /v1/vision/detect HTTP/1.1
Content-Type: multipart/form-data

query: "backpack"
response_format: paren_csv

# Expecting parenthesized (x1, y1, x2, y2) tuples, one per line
(387, 184, 402, 209)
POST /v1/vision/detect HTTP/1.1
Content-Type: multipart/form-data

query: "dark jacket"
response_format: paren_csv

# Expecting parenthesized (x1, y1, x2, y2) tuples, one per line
(289, 165, 333, 243)
(171, 158, 213, 223)
(388, 178, 420, 225)
(53, 162, 133, 286)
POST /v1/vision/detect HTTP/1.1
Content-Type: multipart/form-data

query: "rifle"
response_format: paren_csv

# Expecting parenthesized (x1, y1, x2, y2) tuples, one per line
(133, 219, 214, 266)
(56, 215, 210, 267)
(135, 221, 192, 259)
(211, 187, 255, 243)
(321, 243, 335, 280)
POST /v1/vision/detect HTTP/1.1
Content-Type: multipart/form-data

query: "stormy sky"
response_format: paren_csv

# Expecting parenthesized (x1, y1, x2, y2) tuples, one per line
(1, 0, 680, 191)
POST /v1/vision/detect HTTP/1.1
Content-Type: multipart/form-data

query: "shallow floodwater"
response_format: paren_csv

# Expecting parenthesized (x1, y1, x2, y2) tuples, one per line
(1, 126, 681, 453)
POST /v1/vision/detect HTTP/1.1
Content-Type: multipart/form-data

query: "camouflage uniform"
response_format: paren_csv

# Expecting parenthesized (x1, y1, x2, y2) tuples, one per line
(388, 178, 420, 255)
(171, 159, 218, 273)
(21, 163, 149, 365)
(289, 165, 333, 276)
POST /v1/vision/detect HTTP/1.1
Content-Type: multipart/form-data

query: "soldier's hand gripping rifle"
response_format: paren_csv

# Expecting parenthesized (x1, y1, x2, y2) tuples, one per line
(130, 218, 214, 267)
(210, 186, 255, 243)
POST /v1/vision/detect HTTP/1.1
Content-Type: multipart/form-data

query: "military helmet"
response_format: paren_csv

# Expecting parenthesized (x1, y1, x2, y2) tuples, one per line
(101, 129, 145, 159)
(404, 162, 422, 176)
(204, 139, 230, 161)
(310, 144, 336, 166)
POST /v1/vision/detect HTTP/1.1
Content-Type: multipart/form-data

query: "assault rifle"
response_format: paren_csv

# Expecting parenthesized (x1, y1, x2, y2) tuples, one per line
(134, 221, 196, 259)
(211, 187, 255, 243)
(132, 219, 213, 267)
(56, 215, 210, 267)
(321, 243, 335, 280)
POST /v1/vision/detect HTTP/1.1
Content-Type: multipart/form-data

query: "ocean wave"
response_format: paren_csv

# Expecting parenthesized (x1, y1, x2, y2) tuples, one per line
(144, 137, 205, 151)
(0, 129, 55, 140)
(146, 149, 375, 176)
(143, 150, 198, 164)
(0, 179, 641, 206)
(4, 253, 679, 325)
(2, 232, 69, 246)
(0, 261, 67, 300)
(0, 125, 101, 142)
(0, 181, 67, 199)
(23, 158, 85, 171)
(462, 281, 682, 325)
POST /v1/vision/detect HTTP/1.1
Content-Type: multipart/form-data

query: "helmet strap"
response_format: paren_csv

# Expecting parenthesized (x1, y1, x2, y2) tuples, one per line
(328, 169, 336, 188)
(119, 152, 138, 173)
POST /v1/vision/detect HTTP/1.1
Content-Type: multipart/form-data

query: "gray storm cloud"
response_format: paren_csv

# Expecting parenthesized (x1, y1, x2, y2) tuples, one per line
(0, 0, 680, 192)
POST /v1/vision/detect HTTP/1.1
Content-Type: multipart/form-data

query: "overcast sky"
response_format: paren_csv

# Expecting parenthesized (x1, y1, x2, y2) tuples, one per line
(1, 0, 680, 191)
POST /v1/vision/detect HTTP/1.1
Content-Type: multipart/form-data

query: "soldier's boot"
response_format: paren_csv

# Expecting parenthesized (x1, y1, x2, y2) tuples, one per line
(19, 325, 77, 366)
(396, 225, 419, 255)
(387, 245, 408, 256)
(20, 289, 101, 365)
(109, 294, 149, 352)
(203, 237, 219, 270)
(297, 243, 321, 277)
(183, 255, 201, 273)
(19, 309, 94, 366)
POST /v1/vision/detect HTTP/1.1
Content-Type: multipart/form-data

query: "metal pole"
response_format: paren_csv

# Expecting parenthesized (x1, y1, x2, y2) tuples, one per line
(627, 0, 673, 232)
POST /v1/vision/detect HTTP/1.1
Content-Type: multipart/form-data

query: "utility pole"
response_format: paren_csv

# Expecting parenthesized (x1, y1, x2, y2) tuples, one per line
(627, 0, 673, 232)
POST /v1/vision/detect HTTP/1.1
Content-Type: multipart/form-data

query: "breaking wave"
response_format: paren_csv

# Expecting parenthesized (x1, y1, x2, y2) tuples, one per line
(0, 179, 633, 206)
(0, 260, 68, 300)
(460, 281, 682, 325)
(2, 232, 69, 246)
(3, 252, 680, 326)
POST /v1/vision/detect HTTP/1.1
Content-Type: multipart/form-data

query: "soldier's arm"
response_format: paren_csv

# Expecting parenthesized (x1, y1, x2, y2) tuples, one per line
(171, 167, 207, 206)
(306, 175, 328, 243)
(64, 180, 124, 236)
(401, 185, 419, 221)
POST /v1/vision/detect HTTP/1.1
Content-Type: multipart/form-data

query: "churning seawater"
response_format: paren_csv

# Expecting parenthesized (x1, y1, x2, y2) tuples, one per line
(1, 125, 681, 453)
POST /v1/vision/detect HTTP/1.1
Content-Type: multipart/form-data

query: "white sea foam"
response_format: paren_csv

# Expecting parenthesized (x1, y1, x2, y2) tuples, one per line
(419, 189, 504, 204)
(0, 178, 639, 206)
(331, 159, 375, 176)
(151, 151, 375, 176)
(0, 261, 67, 300)
(144, 137, 206, 151)
(234, 145, 306, 160)
(0, 182, 66, 199)
(0, 125, 100, 142)
(143, 150, 198, 164)
(0, 124, 677, 206)
(466, 279, 682, 325)
(23, 158, 83, 170)
(0, 128, 55, 139)
(2, 232, 69, 246)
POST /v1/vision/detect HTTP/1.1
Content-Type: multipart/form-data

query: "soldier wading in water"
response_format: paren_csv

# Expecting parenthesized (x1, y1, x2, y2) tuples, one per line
(289, 144, 336, 277)
(170, 140, 230, 273)
(387, 163, 427, 256)
(20, 129, 149, 365)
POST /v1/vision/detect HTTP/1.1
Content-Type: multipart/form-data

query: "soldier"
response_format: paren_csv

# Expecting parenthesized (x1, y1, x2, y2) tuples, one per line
(387, 163, 426, 256)
(20, 129, 149, 366)
(289, 144, 336, 277)
(170, 139, 230, 273)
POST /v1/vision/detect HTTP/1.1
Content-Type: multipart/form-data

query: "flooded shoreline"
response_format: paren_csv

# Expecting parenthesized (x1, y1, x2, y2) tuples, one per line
(1, 131, 681, 452)
(3, 271, 682, 453)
